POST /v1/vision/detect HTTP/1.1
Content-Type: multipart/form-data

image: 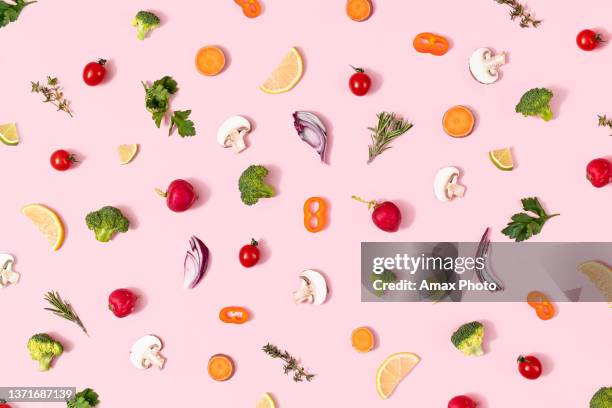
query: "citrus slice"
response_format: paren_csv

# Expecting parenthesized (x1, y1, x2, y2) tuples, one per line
(489, 147, 514, 171)
(117, 144, 139, 165)
(256, 393, 276, 408)
(21, 204, 65, 251)
(351, 326, 375, 352)
(376, 352, 420, 399)
(260, 47, 303, 94)
(0, 123, 19, 146)
(196, 46, 226, 76)
(578, 261, 612, 302)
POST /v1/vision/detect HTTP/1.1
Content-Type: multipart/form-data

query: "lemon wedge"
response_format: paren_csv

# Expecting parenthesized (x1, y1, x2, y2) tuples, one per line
(376, 352, 420, 399)
(260, 47, 303, 94)
(22, 204, 65, 250)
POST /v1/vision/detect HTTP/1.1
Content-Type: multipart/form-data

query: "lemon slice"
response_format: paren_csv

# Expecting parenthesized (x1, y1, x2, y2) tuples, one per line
(256, 393, 276, 408)
(0, 123, 19, 146)
(22, 204, 65, 251)
(117, 144, 139, 165)
(376, 352, 420, 399)
(489, 147, 514, 171)
(578, 261, 612, 302)
(260, 47, 304, 94)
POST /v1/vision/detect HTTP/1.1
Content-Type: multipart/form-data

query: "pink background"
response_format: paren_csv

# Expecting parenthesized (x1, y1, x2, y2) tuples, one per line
(1, 0, 611, 406)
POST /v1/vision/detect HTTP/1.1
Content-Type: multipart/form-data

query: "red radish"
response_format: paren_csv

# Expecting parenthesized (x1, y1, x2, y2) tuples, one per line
(448, 395, 476, 408)
(586, 158, 612, 188)
(352, 196, 402, 232)
(156, 179, 198, 212)
(108, 288, 137, 318)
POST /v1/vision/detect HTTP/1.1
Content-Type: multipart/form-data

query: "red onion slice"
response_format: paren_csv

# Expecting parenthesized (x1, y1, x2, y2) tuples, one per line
(183, 236, 209, 289)
(293, 111, 328, 162)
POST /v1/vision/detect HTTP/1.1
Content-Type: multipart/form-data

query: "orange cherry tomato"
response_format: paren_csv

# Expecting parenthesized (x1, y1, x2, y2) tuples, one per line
(219, 306, 250, 324)
(303, 197, 327, 233)
(527, 291, 555, 320)
(413, 32, 449, 56)
(234, 0, 261, 18)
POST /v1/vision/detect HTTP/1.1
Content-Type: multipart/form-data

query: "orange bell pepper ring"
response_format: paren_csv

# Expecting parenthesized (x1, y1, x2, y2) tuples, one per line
(219, 306, 250, 324)
(234, 0, 261, 18)
(303, 197, 327, 233)
(413, 32, 449, 56)
(527, 291, 555, 320)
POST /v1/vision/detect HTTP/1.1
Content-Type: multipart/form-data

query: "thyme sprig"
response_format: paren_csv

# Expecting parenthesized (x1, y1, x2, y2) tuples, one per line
(262, 343, 315, 382)
(31, 76, 73, 117)
(494, 0, 542, 28)
(597, 114, 612, 136)
(44, 291, 88, 335)
(367, 112, 413, 164)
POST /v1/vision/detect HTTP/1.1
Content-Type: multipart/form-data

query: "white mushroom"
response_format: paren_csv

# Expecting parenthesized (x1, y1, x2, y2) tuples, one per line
(130, 335, 166, 370)
(469, 48, 506, 84)
(0, 254, 20, 287)
(434, 167, 466, 202)
(217, 116, 251, 153)
(293, 269, 328, 306)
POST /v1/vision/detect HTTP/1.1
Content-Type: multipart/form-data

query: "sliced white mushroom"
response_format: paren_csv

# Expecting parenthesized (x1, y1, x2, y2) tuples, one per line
(293, 269, 328, 306)
(434, 167, 466, 202)
(0, 254, 20, 287)
(130, 335, 166, 370)
(469, 48, 506, 84)
(217, 116, 251, 153)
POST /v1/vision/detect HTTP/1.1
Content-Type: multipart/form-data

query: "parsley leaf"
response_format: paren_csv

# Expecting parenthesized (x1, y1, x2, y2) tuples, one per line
(0, 0, 35, 29)
(169, 109, 196, 137)
(143, 76, 195, 136)
(501, 197, 559, 242)
(67, 388, 99, 408)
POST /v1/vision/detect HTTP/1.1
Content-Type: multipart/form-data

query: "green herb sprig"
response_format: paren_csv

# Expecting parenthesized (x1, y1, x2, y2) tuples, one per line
(44, 291, 88, 335)
(597, 114, 612, 135)
(142, 76, 196, 137)
(31, 76, 73, 117)
(0, 0, 36, 29)
(501, 197, 559, 242)
(67, 388, 99, 408)
(263, 343, 315, 382)
(494, 0, 542, 28)
(367, 112, 413, 164)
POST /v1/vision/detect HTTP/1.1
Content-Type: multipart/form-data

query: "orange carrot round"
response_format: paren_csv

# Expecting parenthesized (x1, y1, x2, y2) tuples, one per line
(208, 354, 235, 381)
(443, 106, 475, 138)
(351, 327, 375, 353)
(346, 0, 372, 22)
(196, 46, 226, 76)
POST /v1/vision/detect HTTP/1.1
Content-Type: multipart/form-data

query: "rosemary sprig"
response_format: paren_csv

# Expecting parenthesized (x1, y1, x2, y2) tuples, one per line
(31, 76, 73, 117)
(597, 114, 612, 136)
(262, 343, 315, 382)
(367, 112, 413, 164)
(44, 291, 88, 335)
(494, 0, 542, 28)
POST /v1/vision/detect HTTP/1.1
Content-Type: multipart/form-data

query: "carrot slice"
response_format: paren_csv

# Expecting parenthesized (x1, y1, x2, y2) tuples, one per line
(442, 106, 475, 138)
(208, 354, 235, 381)
(196, 46, 226, 76)
(351, 327, 375, 353)
(346, 0, 372, 22)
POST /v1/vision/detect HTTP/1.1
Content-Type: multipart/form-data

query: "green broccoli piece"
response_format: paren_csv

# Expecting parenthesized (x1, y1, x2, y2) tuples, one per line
(591, 387, 612, 408)
(451, 321, 484, 356)
(133, 10, 160, 40)
(515, 87, 554, 121)
(27, 333, 63, 371)
(369, 269, 397, 297)
(238, 165, 276, 206)
(85, 206, 130, 242)
(67, 388, 99, 408)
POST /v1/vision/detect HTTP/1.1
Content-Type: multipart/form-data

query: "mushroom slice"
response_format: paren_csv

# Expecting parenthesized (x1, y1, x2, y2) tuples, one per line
(293, 269, 328, 306)
(434, 167, 466, 202)
(217, 116, 251, 153)
(130, 335, 166, 370)
(0, 254, 19, 287)
(469, 48, 506, 85)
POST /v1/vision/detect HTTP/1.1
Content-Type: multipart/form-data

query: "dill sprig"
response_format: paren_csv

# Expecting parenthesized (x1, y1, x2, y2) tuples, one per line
(494, 0, 542, 28)
(44, 291, 88, 335)
(262, 343, 315, 382)
(31, 76, 73, 117)
(367, 112, 413, 164)
(597, 114, 612, 135)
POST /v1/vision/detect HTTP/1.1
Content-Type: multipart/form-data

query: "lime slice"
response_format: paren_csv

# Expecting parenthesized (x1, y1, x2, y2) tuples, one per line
(117, 144, 139, 165)
(489, 147, 514, 171)
(0, 123, 19, 146)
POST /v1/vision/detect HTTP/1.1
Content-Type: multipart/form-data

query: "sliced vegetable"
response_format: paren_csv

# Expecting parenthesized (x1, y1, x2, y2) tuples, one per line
(527, 291, 555, 320)
(260, 47, 303, 94)
(130, 335, 166, 370)
(303, 196, 327, 233)
(434, 167, 465, 202)
(475, 228, 504, 291)
(293, 111, 328, 162)
(208, 354, 235, 381)
(0, 123, 19, 145)
(293, 269, 328, 306)
(469, 48, 506, 84)
(0, 254, 20, 287)
(184, 236, 209, 289)
(196, 46, 226, 76)
(234, 0, 261, 18)
(219, 306, 250, 324)
(375, 352, 420, 399)
(346, 0, 372, 22)
(217, 116, 251, 153)
(351, 327, 374, 352)
(443, 106, 475, 137)
(413, 32, 449, 56)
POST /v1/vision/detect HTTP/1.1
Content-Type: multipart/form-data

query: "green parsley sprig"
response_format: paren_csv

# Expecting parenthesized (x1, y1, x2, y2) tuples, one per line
(0, 0, 36, 29)
(142, 76, 196, 137)
(501, 197, 559, 242)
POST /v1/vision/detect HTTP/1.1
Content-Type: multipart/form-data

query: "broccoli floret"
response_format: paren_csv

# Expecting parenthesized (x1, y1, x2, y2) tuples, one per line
(85, 206, 130, 242)
(451, 321, 484, 356)
(133, 11, 160, 40)
(27, 333, 63, 371)
(369, 269, 397, 297)
(591, 387, 612, 408)
(515, 88, 554, 121)
(238, 165, 276, 206)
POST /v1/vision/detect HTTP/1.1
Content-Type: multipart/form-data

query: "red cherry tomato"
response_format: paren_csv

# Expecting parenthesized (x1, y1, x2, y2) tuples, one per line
(50, 149, 77, 171)
(576, 29, 604, 51)
(108, 288, 137, 318)
(517, 355, 542, 380)
(0, 399, 11, 408)
(239, 239, 260, 268)
(448, 395, 476, 408)
(83, 59, 107, 86)
(349, 66, 371, 96)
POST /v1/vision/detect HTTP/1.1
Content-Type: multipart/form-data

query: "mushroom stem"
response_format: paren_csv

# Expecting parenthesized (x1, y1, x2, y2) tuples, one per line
(446, 175, 465, 199)
(484, 52, 506, 74)
(143, 349, 166, 369)
(227, 129, 247, 152)
(293, 279, 314, 304)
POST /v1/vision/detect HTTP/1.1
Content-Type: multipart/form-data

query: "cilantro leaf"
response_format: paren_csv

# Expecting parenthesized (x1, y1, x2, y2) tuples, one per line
(501, 197, 559, 242)
(0, 0, 35, 29)
(67, 388, 99, 408)
(152, 76, 178, 94)
(169, 109, 196, 137)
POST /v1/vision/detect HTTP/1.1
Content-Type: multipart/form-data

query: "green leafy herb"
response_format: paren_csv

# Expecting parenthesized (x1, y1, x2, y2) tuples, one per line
(494, 0, 542, 28)
(367, 112, 413, 164)
(31, 76, 73, 117)
(0, 0, 35, 29)
(142, 76, 196, 137)
(501, 197, 559, 242)
(44, 291, 88, 335)
(369, 269, 397, 297)
(262, 343, 315, 382)
(170, 110, 195, 137)
(67, 388, 99, 408)
(597, 114, 612, 136)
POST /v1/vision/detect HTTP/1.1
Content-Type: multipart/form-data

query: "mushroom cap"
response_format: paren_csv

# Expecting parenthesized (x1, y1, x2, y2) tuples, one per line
(434, 166, 461, 202)
(300, 269, 328, 306)
(216, 116, 251, 147)
(469, 48, 499, 85)
(0, 253, 14, 266)
(130, 334, 163, 369)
